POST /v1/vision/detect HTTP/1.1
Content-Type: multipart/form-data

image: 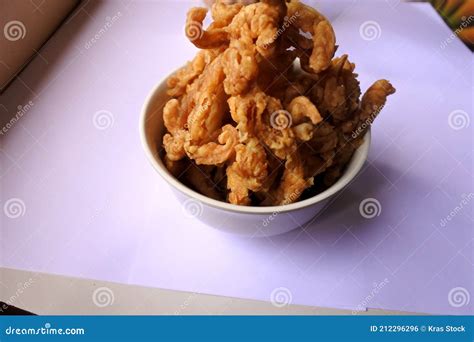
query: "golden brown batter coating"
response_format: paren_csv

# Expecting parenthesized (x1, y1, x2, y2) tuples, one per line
(161, 0, 395, 206)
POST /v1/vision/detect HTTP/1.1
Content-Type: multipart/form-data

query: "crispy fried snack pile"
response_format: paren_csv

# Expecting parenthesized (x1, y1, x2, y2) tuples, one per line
(162, 0, 395, 206)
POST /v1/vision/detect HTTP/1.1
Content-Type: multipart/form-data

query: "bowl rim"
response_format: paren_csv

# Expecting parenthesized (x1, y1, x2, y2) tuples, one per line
(140, 78, 370, 215)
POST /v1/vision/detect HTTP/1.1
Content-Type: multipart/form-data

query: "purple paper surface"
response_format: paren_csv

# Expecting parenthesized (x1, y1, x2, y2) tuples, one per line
(0, 1, 472, 314)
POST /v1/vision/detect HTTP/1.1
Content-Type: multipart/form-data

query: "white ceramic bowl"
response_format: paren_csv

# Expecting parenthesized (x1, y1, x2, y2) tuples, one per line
(140, 74, 371, 237)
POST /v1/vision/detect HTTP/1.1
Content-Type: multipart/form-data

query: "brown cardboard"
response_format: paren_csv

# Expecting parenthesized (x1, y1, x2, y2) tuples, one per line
(0, 0, 79, 92)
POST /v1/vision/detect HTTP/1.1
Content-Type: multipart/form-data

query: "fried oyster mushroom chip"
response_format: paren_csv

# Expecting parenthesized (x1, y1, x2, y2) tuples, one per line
(227, 138, 268, 205)
(161, 0, 395, 206)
